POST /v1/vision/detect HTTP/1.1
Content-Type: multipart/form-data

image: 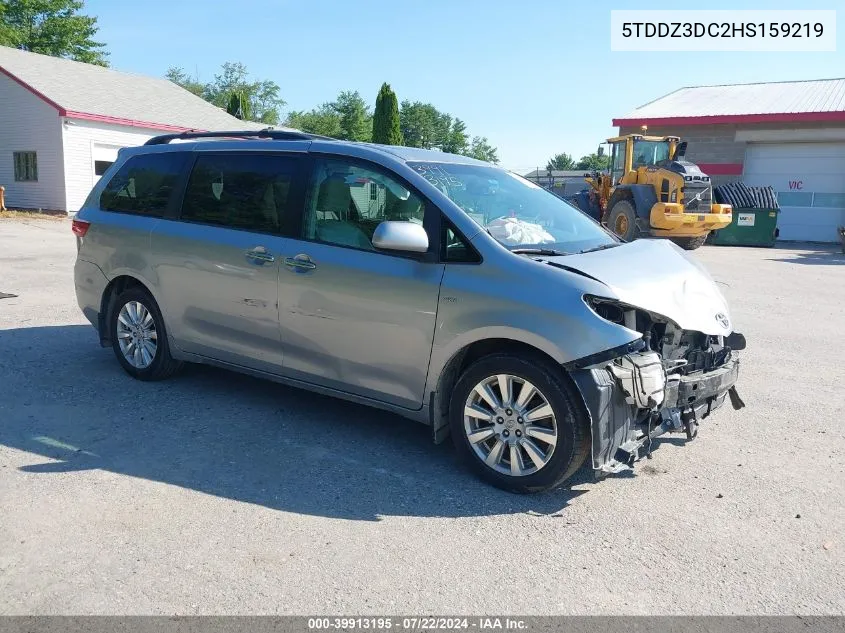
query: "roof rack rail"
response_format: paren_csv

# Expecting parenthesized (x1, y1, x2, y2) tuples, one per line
(144, 128, 326, 145)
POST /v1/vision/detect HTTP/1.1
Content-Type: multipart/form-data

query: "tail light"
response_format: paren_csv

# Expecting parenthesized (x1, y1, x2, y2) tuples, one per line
(71, 219, 90, 237)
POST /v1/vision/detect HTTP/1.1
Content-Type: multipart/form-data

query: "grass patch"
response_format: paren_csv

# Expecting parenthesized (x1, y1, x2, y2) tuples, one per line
(0, 209, 67, 220)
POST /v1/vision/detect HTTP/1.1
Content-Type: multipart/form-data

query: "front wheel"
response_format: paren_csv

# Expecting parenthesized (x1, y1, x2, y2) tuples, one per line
(449, 354, 590, 493)
(607, 199, 641, 241)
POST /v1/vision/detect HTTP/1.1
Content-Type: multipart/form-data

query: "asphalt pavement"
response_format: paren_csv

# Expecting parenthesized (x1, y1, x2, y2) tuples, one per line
(1, 218, 843, 614)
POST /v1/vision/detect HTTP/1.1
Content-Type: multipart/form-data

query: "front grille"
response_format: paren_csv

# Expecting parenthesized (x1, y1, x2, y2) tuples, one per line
(683, 184, 712, 213)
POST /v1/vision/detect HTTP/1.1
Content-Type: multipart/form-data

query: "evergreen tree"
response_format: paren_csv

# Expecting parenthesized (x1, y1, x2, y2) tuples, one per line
(372, 83, 403, 145)
(226, 91, 251, 121)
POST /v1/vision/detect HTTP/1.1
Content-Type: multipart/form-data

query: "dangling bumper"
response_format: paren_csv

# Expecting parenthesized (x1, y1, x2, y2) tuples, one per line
(569, 354, 743, 475)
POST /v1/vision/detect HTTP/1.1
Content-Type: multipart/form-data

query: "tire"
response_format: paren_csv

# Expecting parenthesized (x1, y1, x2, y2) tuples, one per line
(449, 353, 590, 493)
(607, 199, 641, 241)
(110, 286, 182, 381)
(671, 234, 708, 250)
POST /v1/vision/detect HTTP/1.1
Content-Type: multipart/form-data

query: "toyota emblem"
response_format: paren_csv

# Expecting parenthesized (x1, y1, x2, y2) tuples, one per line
(715, 312, 730, 329)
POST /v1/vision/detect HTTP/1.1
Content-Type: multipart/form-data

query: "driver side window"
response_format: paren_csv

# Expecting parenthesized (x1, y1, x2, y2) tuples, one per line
(303, 158, 425, 251)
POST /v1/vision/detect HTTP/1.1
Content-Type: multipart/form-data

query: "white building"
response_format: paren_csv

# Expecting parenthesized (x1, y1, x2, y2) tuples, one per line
(0, 46, 264, 213)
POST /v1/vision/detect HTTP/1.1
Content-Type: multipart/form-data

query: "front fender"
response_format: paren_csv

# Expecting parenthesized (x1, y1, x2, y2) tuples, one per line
(424, 259, 641, 396)
(613, 184, 658, 221)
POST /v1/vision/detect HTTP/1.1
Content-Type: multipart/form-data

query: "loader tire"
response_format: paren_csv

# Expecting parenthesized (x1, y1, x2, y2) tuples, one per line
(607, 200, 641, 241)
(671, 234, 708, 250)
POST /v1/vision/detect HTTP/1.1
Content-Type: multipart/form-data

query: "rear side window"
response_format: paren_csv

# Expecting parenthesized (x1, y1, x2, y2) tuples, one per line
(181, 153, 298, 233)
(100, 152, 185, 215)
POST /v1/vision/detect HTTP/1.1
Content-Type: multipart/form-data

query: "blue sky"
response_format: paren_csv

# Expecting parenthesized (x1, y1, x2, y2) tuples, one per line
(86, 0, 842, 173)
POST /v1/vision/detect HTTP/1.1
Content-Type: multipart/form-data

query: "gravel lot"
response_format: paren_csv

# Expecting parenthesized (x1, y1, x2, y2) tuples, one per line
(1, 218, 843, 615)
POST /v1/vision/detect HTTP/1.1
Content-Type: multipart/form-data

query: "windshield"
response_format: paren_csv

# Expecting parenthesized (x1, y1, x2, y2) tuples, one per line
(408, 162, 616, 253)
(632, 140, 671, 168)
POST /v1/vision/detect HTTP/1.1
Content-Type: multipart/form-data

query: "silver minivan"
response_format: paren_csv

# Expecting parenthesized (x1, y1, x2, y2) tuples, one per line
(73, 129, 745, 492)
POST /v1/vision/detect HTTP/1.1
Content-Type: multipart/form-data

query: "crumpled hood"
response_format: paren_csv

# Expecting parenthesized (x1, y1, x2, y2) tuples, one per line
(544, 239, 733, 336)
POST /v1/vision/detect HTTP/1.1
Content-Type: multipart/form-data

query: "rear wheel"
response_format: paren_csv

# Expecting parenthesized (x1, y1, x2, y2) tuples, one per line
(110, 287, 182, 381)
(607, 199, 641, 241)
(671, 234, 708, 250)
(449, 354, 590, 493)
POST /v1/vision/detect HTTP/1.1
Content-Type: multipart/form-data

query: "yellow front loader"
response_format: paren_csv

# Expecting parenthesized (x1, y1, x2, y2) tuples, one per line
(575, 129, 733, 250)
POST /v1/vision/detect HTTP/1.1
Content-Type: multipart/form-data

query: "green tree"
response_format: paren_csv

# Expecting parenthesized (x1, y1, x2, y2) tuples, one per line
(0, 3, 17, 45)
(399, 102, 484, 156)
(285, 91, 371, 141)
(399, 100, 445, 149)
(205, 62, 284, 125)
(165, 62, 285, 125)
(334, 90, 371, 141)
(285, 104, 342, 137)
(226, 90, 251, 121)
(165, 67, 204, 98)
(286, 92, 498, 158)
(576, 152, 610, 171)
(1, 0, 108, 65)
(372, 82, 403, 145)
(467, 136, 499, 163)
(546, 152, 575, 171)
(250, 78, 286, 126)
(442, 118, 468, 155)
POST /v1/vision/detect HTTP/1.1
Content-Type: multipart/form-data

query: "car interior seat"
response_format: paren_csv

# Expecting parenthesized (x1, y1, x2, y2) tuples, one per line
(314, 174, 373, 250)
(385, 193, 423, 223)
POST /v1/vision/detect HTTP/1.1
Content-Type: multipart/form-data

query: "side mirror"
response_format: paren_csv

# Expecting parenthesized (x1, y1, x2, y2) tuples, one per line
(372, 221, 429, 253)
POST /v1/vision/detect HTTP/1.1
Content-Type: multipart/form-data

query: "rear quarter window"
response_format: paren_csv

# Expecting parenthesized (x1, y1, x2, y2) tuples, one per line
(100, 152, 186, 216)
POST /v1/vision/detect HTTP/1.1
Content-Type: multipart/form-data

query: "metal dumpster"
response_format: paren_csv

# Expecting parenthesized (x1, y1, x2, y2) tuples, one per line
(711, 208, 780, 247)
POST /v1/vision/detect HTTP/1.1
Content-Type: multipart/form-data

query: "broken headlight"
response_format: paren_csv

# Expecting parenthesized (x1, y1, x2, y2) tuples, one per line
(583, 295, 627, 325)
(583, 295, 669, 355)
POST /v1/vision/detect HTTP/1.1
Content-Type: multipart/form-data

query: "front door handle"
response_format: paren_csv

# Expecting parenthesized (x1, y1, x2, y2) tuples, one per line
(284, 254, 317, 271)
(245, 247, 275, 264)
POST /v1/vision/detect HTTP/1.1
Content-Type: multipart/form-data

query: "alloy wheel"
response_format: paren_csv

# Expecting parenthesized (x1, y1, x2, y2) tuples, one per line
(463, 374, 558, 476)
(116, 300, 158, 369)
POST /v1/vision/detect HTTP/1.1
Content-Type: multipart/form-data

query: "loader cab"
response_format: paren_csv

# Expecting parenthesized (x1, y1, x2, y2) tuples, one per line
(632, 139, 671, 168)
(607, 134, 679, 185)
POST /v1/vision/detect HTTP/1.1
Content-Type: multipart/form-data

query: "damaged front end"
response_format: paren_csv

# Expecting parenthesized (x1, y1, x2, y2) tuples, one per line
(568, 296, 746, 475)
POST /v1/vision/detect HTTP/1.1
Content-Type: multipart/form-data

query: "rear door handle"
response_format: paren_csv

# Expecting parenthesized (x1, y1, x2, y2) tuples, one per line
(284, 254, 316, 271)
(245, 247, 275, 263)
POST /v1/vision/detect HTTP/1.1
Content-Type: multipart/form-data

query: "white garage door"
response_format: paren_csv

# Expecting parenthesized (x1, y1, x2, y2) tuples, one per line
(743, 142, 845, 242)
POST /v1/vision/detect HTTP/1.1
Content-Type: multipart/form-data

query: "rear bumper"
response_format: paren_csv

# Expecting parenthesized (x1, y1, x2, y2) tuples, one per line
(74, 258, 108, 330)
(571, 355, 741, 475)
(650, 202, 732, 233)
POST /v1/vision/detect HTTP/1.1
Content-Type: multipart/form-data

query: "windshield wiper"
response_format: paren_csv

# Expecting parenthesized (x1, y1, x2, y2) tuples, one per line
(510, 247, 570, 256)
(578, 243, 621, 254)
